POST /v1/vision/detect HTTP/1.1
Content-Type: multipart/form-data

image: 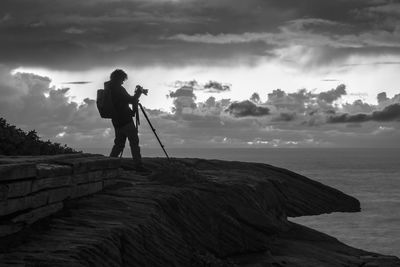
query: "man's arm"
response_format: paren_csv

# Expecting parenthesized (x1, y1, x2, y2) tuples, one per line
(121, 86, 142, 104)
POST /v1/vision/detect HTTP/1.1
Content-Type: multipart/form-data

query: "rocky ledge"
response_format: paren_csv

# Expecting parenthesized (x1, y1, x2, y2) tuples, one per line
(0, 158, 399, 267)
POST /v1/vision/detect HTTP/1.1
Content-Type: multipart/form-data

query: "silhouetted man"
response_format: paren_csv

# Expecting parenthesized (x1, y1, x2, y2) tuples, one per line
(107, 69, 146, 171)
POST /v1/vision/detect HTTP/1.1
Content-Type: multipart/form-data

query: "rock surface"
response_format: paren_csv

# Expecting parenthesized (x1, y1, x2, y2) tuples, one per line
(0, 154, 120, 238)
(0, 157, 399, 267)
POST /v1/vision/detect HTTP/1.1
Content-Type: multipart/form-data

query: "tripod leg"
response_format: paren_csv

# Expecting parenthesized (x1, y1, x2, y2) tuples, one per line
(138, 103, 171, 161)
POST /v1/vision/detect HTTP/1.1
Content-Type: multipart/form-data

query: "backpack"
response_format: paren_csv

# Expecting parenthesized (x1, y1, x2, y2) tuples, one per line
(96, 82, 116, 119)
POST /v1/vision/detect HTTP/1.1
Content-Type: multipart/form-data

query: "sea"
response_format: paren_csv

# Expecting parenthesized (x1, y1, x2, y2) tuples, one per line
(82, 147, 400, 257)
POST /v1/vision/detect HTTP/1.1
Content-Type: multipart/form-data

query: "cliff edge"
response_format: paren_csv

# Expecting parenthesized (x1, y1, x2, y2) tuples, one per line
(1, 157, 399, 267)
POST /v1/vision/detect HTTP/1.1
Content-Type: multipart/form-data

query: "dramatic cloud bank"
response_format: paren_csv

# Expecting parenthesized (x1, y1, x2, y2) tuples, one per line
(328, 104, 400, 123)
(1, 68, 398, 149)
(0, 66, 110, 148)
(1, 0, 400, 69)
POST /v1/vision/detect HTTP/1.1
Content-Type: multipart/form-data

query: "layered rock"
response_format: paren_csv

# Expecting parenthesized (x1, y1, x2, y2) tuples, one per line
(0, 154, 120, 237)
(0, 157, 399, 267)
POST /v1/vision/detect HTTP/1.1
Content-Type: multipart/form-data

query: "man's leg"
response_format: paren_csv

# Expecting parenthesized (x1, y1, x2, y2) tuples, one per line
(124, 122, 142, 165)
(109, 126, 126, 157)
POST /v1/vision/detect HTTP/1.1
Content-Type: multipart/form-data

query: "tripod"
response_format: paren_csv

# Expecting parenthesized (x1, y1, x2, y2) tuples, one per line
(137, 103, 170, 160)
(118, 102, 170, 161)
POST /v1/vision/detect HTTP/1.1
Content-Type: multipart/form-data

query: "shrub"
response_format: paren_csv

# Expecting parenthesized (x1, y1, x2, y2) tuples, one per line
(0, 117, 79, 155)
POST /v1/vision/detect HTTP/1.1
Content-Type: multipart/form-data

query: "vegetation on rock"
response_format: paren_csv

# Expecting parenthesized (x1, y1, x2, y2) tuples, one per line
(0, 117, 79, 155)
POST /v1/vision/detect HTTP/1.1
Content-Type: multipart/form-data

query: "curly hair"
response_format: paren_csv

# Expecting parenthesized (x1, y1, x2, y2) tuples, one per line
(110, 69, 128, 81)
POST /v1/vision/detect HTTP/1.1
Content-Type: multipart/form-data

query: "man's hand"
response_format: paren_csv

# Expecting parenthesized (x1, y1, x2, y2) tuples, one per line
(135, 85, 143, 96)
(135, 85, 148, 96)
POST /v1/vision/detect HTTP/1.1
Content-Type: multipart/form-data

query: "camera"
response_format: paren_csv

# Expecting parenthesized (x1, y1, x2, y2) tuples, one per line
(135, 85, 149, 96)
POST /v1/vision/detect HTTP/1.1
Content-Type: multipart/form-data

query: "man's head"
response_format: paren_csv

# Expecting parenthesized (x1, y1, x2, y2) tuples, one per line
(110, 69, 128, 85)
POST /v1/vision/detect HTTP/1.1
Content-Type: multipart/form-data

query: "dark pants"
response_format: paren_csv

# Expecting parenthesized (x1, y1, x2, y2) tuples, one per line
(109, 121, 141, 164)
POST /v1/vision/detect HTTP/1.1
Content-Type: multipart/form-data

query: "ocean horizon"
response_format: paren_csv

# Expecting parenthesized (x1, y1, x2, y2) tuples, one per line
(80, 147, 400, 257)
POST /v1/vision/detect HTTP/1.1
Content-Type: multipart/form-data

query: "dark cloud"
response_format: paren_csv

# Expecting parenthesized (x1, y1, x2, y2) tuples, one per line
(62, 81, 92, 84)
(328, 113, 370, 124)
(267, 88, 314, 112)
(205, 96, 216, 108)
(195, 96, 232, 116)
(0, 0, 399, 70)
(203, 81, 231, 93)
(169, 87, 196, 98)
(250, 92, 261, 103)
(225, 100, 270, 117)
(173, 80, 199, 90)
(168, 86, 197, 115)
(372, 103, 400, 121)
(377, 92, 389, 103)
(272, 112, 297, 122)
(340, 91, 400, 116)
(322, 79, 340, 82)
(317, 84, 346, 103)
(342, 99, 374, 114)
(328, 104, 400, 123)
(0, 0, 281, 69)
(265, 85, 348, 117)
(172, 80, 230, 93)
(377, 91, 400, 109)
(263, 86, 400, 127)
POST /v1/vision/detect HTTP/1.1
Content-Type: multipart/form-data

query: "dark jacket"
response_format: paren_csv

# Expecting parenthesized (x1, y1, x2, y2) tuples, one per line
(105, 81, 141, 128)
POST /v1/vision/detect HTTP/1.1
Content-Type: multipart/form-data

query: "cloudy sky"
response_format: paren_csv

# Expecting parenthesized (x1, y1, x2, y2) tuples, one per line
(1, 0, 400, 150)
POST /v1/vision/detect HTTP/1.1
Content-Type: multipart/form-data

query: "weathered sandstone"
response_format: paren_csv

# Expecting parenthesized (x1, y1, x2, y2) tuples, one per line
(0, 157, 399, 267)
